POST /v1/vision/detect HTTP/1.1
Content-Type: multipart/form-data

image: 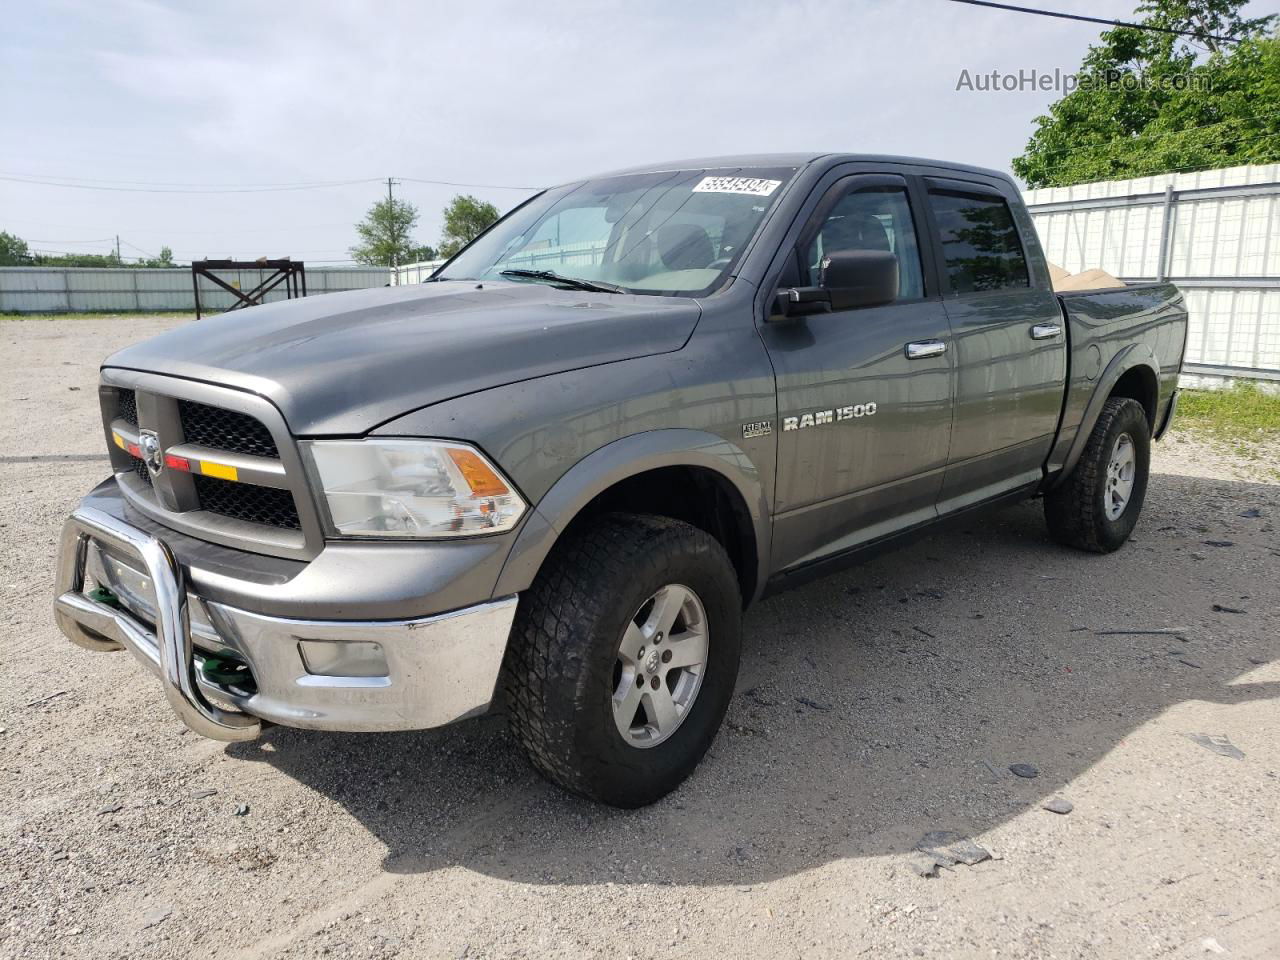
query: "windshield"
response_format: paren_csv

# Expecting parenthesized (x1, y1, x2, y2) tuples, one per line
(438, 166, 797, 297)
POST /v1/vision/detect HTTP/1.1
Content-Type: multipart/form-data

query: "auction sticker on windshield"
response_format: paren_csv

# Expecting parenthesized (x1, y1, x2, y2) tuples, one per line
(692, 176, 782, 196)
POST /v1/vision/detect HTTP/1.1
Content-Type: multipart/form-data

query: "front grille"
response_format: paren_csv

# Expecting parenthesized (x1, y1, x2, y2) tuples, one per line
(132, 455, 152, 488)
(193, 474, 300, 530)
(117, 389, 139, 426)
(106, 385, 307, 547)
(178, 400, 279, 459)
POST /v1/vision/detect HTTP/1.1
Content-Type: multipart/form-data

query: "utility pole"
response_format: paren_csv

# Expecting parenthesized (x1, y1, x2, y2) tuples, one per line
(115, 235, 121, 264)
(387, 177, 399, 284)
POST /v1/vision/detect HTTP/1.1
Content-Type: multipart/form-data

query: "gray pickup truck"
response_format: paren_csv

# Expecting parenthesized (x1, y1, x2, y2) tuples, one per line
(54, 153, 1187, 806)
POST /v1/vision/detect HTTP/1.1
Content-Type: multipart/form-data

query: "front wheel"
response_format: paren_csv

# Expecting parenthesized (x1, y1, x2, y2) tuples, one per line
(502, 513, 742, 807)
(1045, 396, 1151, 553)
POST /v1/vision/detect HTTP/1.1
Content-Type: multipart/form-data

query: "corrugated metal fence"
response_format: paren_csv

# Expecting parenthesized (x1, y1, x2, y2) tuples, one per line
(1025, 163, 1280, 381)
(0, 266, 390, 313)
(393, 259, 446, 285)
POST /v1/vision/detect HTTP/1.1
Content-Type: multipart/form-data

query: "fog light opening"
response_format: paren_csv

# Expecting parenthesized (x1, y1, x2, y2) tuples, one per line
(298, 640, 389, 679)
(199, 652, 258, 697)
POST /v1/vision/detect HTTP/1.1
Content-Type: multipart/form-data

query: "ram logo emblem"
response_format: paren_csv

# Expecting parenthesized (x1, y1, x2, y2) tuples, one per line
(138, 429, 164, 473)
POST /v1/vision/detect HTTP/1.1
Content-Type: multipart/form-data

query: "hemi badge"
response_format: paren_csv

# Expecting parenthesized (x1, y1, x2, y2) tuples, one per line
(200, 461, 239, 482)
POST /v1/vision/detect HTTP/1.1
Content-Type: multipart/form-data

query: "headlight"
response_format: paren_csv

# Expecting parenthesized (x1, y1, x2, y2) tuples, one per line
(302, 439, 526, 538)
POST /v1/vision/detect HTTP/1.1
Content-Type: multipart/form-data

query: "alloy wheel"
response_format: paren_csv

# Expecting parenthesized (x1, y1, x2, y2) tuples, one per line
(1104, 432, 1136, 521)
(611, 584, 709, 748)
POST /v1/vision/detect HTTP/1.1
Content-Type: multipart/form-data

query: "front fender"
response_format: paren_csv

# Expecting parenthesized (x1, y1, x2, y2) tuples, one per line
(492, 429, 771, 604)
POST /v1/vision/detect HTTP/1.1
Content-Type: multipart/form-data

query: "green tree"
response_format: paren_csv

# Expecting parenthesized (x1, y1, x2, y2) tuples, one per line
(0, 234, 181, 267)
(350, 196, 424, 267)
(1136, 0, 1275, 55)
(147, 246, 176, 267)
(31, 251, 122, 267)
(438, 194, 500, 259)
(130, 246, 178, 267)
(1013, 1, 1279, 187)
(0, 231, 31, 265)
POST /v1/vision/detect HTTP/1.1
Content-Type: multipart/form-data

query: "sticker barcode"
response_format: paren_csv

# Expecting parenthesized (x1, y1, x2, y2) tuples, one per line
(692, 176, 782, 197)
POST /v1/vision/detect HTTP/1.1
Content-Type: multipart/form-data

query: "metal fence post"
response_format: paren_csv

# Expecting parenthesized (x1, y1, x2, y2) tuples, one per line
(1155, 185, 1175, 282)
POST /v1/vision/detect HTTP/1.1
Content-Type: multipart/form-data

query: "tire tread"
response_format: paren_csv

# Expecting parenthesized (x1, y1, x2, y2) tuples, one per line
(502, 513, 739, 802)
(1045, 396, 1148, 553)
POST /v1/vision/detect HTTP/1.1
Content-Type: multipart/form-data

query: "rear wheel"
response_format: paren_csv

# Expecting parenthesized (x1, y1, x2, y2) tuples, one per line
(503, 513, 742, 807)
(1045, 396, 1150, 553)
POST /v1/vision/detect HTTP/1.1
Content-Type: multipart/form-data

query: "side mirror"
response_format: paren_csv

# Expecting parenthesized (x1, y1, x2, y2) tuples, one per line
(770, 249, 900, 321)
(820, 250, 898, 310)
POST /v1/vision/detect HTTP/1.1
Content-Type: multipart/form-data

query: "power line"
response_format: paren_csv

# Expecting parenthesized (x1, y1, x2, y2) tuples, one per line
(15, 232, 367, 256)
(26, 246, 368, 265)
(8, 220, 360, 235)
(1, 171, 541, 194)
(121, 239, 160, 260)
(0, 174, 384, 194)
(25, 236, 115, 244)
(398, 175, 540, 191)
(0, 171, 378, 189)
(941, 0, 1242, 44)
(31, 247, 142, 260)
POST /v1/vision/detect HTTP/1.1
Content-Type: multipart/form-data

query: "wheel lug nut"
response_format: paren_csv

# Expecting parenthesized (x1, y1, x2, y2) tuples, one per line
(661, 649, 672, 663)
(638, 646, 645, 659)
(650, 676, 660, 689)
(655, 632, 663, 644)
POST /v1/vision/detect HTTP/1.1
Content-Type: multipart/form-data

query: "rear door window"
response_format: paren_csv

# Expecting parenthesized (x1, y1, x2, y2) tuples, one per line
(926, 189, 1029, 293)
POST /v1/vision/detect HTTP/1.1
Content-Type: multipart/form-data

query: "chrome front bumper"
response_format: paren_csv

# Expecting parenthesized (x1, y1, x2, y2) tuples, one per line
(54, 505, 518, 740)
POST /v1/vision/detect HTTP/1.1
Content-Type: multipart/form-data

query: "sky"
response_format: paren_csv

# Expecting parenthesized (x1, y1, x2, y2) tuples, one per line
(0, 0, 1260, 265)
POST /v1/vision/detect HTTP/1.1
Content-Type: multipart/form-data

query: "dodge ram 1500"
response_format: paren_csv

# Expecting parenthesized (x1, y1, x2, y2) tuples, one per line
(54, 153, 1187, 806)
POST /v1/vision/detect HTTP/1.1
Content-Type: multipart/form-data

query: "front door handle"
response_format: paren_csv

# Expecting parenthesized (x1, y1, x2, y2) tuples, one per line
(905, 339, 947, 359)
(1030, 322, 1062, 340)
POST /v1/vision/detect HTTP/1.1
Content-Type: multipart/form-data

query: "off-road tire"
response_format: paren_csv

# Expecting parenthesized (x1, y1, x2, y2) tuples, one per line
(502, 513, 742, 807)
(1045, 396, 1151, 553)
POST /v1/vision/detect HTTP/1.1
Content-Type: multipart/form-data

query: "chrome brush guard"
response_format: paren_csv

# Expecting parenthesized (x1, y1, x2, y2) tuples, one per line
(53, 505, 261, 741)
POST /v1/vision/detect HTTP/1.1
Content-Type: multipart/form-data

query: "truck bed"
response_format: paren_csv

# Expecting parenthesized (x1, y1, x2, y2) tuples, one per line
(1047, 281, 1188, 479)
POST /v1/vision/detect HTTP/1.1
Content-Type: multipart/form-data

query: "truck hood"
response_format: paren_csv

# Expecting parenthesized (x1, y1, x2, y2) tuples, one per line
(103, 281, 702, 435)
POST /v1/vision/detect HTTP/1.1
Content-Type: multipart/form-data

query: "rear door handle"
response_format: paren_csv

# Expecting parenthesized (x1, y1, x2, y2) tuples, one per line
(905, 339, 947, 359)
(1030, 323, 1062, 340)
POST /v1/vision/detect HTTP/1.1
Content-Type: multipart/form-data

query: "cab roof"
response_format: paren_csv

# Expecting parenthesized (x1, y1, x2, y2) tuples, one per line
(568, 153, 1012, 186)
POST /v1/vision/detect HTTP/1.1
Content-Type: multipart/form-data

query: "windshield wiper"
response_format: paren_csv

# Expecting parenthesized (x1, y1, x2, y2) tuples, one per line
(499, 269, 627, 294)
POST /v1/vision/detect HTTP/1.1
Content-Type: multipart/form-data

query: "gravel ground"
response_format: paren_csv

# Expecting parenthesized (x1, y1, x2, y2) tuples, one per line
(2, 314, 1278, 960)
